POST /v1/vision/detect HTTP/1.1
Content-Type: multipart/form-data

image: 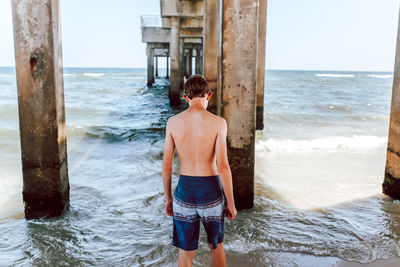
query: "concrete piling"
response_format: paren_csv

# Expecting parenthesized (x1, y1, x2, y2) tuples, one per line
(155, 56, 159, 77)
(147, 44, 154, 86)
(195, 45, 202, 74)
(203, 0, 219, 114)
(166, 53, 169, 79)
(219, 0, 258, 210)
(185, 49, 189, 75)
(169, 16, 181, 105)
(152, 50, 155, 80)
(383, 7, 400, 199)
(256, 0, 267, 130)
(196, 47, 199, 74)
(180, 38, 185, 83)
(188, 48, 193, 75)
(11, 0, 70, 219)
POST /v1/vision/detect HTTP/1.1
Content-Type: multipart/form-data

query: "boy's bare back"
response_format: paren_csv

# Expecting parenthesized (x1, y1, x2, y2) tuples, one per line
(167, 108, 224, 176)
(162, 74, 236, 226)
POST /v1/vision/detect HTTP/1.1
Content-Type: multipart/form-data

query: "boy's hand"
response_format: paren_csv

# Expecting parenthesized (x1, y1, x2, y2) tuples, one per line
(165, 199, 173, 216)
(225, 203, 237, 220)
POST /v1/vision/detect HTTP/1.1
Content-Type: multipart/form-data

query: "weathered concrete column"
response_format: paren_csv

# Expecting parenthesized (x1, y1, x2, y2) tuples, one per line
(256, 0, 267, 130)
(11, 0, 70, 219)
(188, 48, 193, 76)
(166, 53, 169, 79)
(180, 39, 186, 84)
(151, 48, 155, 83)
(146, 44, 154, 86)
(169, 17, 181, 105)
(184, 50, 189, 76)
(383, 7, 400, 199)
(155, 56, 159, 77)
(203, 0, 219, 114)
(200, 48, 203, 74)
(219, 0, 258, 210)
(195, 46, 202, 74)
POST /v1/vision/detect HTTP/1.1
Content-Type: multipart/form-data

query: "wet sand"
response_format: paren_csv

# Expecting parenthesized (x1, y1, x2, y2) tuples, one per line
(221, 252, 400, 267)
(337, 256, 400, 267)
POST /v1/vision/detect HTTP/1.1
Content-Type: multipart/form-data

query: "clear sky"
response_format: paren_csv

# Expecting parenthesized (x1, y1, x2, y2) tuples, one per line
(0, 0, 399, 71)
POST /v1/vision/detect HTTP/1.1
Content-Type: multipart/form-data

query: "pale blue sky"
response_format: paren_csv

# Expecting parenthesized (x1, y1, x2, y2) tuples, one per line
(0, 0, 399, 71)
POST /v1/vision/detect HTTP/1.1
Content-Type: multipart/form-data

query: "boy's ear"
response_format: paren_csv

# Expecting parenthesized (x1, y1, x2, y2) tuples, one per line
(206, 92, 212, 101)
(183, 95, 190, 103)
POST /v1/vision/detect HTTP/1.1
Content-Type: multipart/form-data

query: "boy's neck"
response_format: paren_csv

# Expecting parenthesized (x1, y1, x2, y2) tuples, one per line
(188, 97, 207, 110)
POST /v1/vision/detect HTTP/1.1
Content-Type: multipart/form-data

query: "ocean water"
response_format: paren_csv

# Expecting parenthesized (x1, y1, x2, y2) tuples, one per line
(1, 67, 400, 266)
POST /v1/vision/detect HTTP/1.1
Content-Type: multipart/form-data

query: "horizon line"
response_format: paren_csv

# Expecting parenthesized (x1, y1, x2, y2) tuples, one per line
(0, 65, 394, 73)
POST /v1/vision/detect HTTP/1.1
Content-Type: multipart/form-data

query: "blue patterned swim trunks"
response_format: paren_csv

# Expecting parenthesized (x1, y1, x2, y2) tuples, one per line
(172, 174, 225, 251)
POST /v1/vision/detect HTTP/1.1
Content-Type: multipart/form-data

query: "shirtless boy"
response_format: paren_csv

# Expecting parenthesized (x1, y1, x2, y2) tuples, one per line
(162, 74, 237, 267)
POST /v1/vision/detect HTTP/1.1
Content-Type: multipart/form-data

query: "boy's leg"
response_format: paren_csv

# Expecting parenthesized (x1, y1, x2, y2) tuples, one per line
(196, 187, 225, 267)
(208, 242, 226, 267)
(178, 248, 196, 267)
(173, 195, 200, 265)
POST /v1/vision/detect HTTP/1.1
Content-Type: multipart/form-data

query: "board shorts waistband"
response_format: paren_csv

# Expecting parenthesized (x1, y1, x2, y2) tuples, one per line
(174, 174, 223, 205)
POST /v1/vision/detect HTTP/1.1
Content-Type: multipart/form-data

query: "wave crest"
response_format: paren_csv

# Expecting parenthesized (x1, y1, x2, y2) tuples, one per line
(84, 73, 105, 77)
(256, 135, 386, 152)
(316, 74, 355, 78)
(367, 74, 393, 79)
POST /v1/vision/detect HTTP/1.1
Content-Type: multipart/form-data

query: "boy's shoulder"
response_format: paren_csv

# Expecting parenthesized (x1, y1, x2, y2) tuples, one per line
(166, 112, 185, 129)
(167, 110, 226, 126)
(207, 112, 226, 125)
(166, 112, 183, 124)
(202, 110, 226, 124)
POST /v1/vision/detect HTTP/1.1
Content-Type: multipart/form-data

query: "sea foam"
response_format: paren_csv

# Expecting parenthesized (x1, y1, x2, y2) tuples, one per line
(256, 135, 386, 152)
(367, 74, 393, 79)
(316, 74, 355, 78)
(83, 73, 105, 77)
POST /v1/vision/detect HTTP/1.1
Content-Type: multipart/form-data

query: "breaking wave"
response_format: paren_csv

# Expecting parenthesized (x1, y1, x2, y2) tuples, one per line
(316, 74, 355, 78)
(256, 135, 386, 152)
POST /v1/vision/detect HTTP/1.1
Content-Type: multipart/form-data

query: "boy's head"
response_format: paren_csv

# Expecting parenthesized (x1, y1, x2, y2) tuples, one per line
(184, 74, 211, 100)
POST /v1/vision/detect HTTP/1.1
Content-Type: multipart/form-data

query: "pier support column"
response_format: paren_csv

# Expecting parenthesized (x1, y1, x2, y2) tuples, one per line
(146, 44, 154, 86)
(383, 7, 400, 199)
(166, 53, 169, 79)
(169, 17, 181, 106)
(203, 0, 219, 114)
(219, 0, 258, 210)
(152, 51, 155, 81)
(256, 0, 267, 130)
(180, 39, 186, 84)
(188, 48, 193, 76)
(155, 56, 159, 77)
(11, 0, 70, 219)
(195, 45, 202, 74)
(184, 50, 189, 76)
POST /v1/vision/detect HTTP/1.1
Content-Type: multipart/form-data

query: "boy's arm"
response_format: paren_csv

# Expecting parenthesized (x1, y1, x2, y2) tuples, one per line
(162, 118, 175, 216)
(215, 118, 236, 220)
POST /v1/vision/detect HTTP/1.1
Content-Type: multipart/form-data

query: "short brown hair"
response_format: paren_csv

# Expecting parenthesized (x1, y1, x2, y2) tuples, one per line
(184, 74, 211, 100)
